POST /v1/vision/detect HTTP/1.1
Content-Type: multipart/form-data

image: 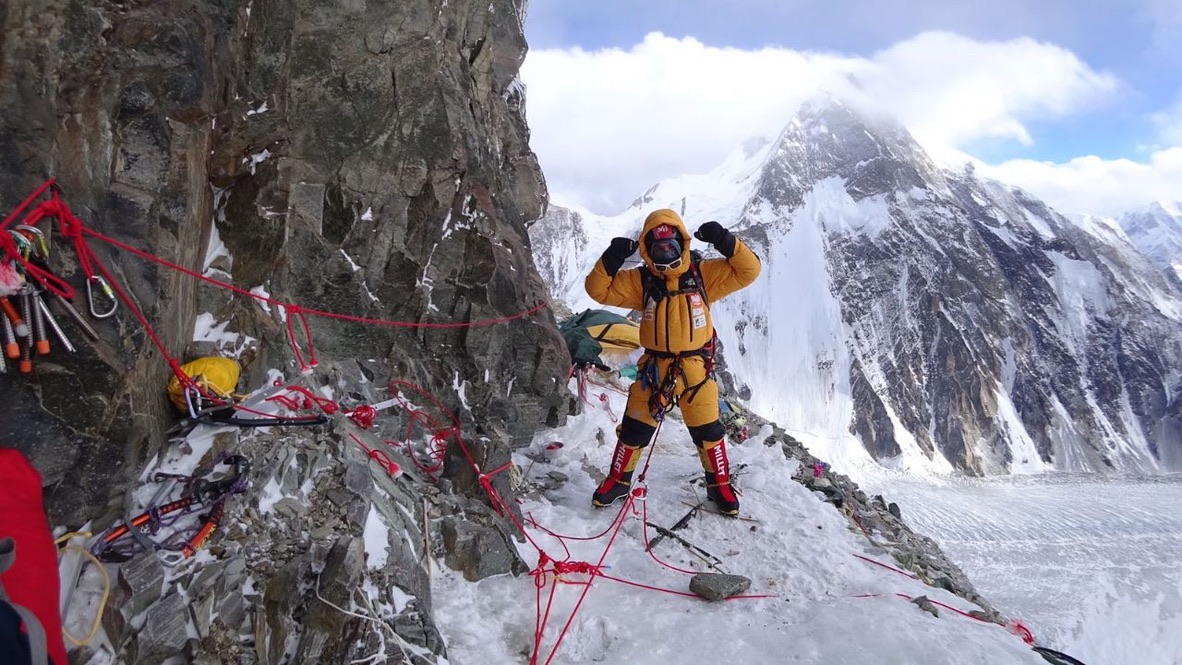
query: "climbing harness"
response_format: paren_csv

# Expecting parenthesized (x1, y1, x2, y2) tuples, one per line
(638, 345, 718, 421)
(89, 455, 250, 564)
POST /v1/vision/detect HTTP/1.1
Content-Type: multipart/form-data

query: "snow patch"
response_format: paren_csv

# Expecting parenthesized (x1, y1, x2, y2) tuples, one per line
(363, 506, 390, 569)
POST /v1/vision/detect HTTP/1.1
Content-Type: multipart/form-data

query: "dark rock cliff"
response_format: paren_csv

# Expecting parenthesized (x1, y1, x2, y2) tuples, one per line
(2, 1, 568, 662)
(1, 0, 565, 519)
(748, 102, 1182, 474)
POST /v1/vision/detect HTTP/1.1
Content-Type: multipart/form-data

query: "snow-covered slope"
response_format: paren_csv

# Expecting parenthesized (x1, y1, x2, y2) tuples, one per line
(1119, 201, 1182, 284)
(531, 100, 1182, 475)
(433, 385, 1052, 664)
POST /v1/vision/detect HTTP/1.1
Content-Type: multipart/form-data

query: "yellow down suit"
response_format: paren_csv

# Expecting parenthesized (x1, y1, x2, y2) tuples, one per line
(585, 208, 761, 511)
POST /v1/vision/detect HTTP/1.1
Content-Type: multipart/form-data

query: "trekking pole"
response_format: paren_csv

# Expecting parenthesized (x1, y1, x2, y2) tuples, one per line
(647, 500, 702, 551)
(644, 522, 726, 571)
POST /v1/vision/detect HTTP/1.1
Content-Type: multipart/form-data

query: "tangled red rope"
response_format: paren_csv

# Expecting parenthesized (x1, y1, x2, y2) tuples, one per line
(1, 179, 548, 387)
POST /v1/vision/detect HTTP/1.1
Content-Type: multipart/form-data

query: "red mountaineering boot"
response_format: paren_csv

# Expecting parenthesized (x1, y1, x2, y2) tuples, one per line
(592, 443, 642, 507)
(703, 440, 740, 516)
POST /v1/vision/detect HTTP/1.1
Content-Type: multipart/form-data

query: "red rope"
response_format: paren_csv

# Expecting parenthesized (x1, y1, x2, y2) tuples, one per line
(852, 555, 1042, 648)
(851, 552, 920, 580)
(1007, 619, 1036, 645)
(388, 383, 454, 477)
(583, 371, 629, 396)
(54, 192, 100, 286)
(1, 194, 77, 298)
(573, 366, 622, 423)
(525, 510, 627, 544)
(83, 224, 549, 329)
(349, 432, 402, 478)
(282, 304, 318, 372)
(0, 178, 55, 229)
(853, 592, 1034, 643)
(4, 188, 548, 378)
(533, 563, 560, 656)
(595, 571, 772, 600)
(531, 488, 637, 665)
(346, 404, 378, 429)
(597, 392, 618, 422)
(847, 516, 1044, 646)
(270, 384, 340, 414)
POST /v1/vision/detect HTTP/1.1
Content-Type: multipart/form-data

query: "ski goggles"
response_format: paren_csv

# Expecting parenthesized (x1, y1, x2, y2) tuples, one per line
(650, 238, 682, 271)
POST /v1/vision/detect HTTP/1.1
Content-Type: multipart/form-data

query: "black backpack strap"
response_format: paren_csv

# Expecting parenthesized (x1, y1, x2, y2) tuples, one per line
(685, 250, 708, 302)
(642, 253, 708, 303)
(0, 537, 50, 665)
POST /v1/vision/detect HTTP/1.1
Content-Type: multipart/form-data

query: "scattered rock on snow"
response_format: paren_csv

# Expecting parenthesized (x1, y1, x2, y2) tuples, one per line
(137, 592, 190, 663)
(689, 573, 752, 602)
(764, 428, 1004, 624)
(911, 594, 939, 618)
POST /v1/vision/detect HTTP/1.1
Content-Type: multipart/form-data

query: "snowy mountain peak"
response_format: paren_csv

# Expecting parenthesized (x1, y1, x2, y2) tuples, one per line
(751, 98, 944, 213)
(532, 104, 1182, 476)
(1151, 200, 1182, 217)
(1118, 201, 1182, 283)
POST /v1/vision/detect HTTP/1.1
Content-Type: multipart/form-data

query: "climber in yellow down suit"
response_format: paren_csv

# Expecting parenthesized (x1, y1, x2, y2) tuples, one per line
(585, 208, 761, 515)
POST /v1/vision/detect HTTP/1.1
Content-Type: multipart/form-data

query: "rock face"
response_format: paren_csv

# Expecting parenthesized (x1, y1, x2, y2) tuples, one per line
(527, 204, 589, 320)
(1, 0, 566, 517)
(761, 103, 1182, 474)
(2, 1, 568, 662)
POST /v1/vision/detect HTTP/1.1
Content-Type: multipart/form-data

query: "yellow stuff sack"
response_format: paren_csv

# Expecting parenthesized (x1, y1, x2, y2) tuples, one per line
(167, 356, 241, 412)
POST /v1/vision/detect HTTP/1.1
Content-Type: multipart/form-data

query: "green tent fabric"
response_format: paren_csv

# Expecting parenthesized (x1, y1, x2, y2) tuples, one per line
(559, 309, 640, 368)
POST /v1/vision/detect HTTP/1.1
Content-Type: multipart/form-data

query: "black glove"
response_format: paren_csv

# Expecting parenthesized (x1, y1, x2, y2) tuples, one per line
(601, 237, 638, 276)
(694, 221, 736, 258)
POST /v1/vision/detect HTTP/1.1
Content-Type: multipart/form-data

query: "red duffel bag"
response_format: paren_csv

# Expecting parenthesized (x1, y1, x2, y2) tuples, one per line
(0, 449, 68, 665)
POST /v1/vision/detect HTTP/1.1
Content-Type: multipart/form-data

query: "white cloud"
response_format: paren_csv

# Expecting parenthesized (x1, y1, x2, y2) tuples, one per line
(983, 149, 1182, 217)
(522, 31, 1129, 216)
(858, 31, 1117, 148)
(521, 33, 863, 212)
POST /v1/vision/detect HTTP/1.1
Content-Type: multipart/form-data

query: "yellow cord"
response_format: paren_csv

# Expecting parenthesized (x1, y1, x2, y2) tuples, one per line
(57, 545, 110, 647)
(54, 531, 92, 546)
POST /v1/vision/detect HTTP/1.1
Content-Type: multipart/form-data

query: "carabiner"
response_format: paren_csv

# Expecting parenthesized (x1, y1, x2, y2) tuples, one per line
(86, 276, 118, 318)
(6, 229, 32, 259)
(13, 225, 49, 258)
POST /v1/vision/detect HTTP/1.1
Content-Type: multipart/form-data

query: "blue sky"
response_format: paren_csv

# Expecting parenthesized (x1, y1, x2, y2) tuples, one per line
(521, 1, 1182, 217)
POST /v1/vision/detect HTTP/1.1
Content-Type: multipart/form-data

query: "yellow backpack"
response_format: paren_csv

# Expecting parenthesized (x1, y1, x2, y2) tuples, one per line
(166, 357, 241, 412)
